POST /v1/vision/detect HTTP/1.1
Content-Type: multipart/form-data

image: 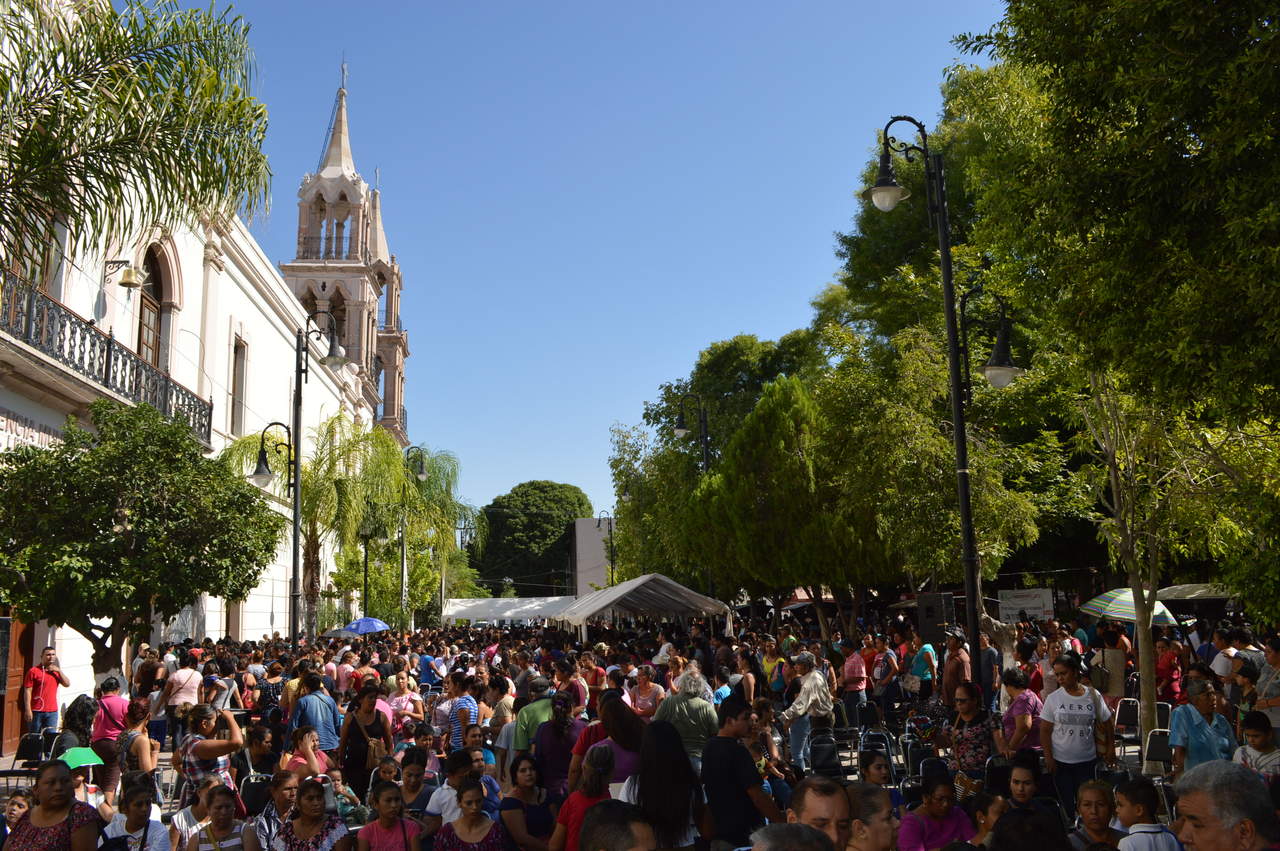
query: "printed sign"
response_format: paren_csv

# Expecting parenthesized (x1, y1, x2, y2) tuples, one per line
(998, 588, 1055, 623)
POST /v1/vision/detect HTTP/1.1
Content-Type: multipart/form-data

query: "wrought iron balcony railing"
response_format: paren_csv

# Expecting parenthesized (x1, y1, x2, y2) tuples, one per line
(0, 271, 212, 445)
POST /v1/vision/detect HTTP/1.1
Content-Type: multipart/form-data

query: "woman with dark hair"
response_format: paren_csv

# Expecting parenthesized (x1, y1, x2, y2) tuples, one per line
(278, 726, 330, 781)
(898, 773, 975, 851)
(533, 693, 585, 798)
(548, 745, 613, 851)
(339, 686, 392, 802)
(230, 724, 276, 784)
(272, 776, 350, 850)
(189, 784, 244, 850)
(846, 781, 899, 851)
(1155, 636, 1184, 704)
(937, 682, 1002, 792)
(163, 650, 203, 751)
(47, 693, 95, 760)
(90, 676, 130, 807)
(595, 696, 645, 784)
(618, 719, 705, 850)
(552, 659, 587, 719)
(253, 662, 286, 718)
(447, 672, 479, 752)
(733, 648, 765, 704)
(116, 697, 158, 777)
(999, 667, 1042, 757)
(4, 760, 98, 850)
(177, 704, 244, 808)
(500, 754, 558, 851)
(1014, 639, 1044, 697)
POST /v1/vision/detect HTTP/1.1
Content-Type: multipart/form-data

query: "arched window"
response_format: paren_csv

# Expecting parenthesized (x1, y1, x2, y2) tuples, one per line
(138, 248, 164, 367)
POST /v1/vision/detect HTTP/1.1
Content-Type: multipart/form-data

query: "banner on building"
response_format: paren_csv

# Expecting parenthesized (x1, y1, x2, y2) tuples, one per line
(998, 588, 1055, 623)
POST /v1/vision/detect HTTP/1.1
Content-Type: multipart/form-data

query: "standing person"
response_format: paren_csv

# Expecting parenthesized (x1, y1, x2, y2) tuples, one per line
(22, 646, 69, 734)
(389, 671, 426, 738)
(838, 638, 868, 718)
(999, 668, 1042, 756)
(1252, 638, 1280, 733)
(163, 651, 204, 751)
(1170, 679, 1236, 778)
(618, 720, 705, 851)
(761, 638, 787, 702)
(548, 744, 613, 851)
(779, 652, 833, 774)
(870, 635, 899, 721)
(533, 693, 585, 798)
(908, 634, 938, 702)
(941, 630, 971, 708)
(626, 667, 665, 722)
(702, 695, 783, 849)
(1155, 637, 1184, 705)
(513, 678, 555, 760)
(1040, 654, 1114, 817)
(733, 649, 764, 705)
(339, 687, 392, 803)
(287, 674, 342, 758)
(116, 697, 160, 778)
(653, 671, 719, 773)
(90, 676, 130, 809)
(976, 632, 1001, 713)
(447, 673, 480, 752)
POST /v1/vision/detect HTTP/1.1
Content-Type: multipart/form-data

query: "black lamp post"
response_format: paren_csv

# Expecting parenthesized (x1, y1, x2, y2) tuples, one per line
(674, 394, 711, 474)
(597, 510, 615, 586)
(959, 285, 1025, 404)
(861, 115, 981, 645)
(250, 310, 347, 645)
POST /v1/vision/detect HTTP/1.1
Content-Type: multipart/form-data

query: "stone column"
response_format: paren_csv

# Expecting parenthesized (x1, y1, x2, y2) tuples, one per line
(197, 227, 224, 400)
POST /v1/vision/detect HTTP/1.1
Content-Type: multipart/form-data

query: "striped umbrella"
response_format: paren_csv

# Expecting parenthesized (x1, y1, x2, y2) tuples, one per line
(1080, 588, 1179, 625)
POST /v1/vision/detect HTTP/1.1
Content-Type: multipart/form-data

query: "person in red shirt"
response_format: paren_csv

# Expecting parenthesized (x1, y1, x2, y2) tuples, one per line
(839, 638, 868, 722)
(89, 676, 130, 808)
(550, 743, 614, 851)
(22, 646, 68, 734)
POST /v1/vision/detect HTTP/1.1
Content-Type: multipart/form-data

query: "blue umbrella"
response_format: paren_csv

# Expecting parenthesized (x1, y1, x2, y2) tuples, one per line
(345, 617, 391, 635)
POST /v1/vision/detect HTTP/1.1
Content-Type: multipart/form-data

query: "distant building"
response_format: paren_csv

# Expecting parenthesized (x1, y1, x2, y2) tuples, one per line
(568, 517, 616, 594)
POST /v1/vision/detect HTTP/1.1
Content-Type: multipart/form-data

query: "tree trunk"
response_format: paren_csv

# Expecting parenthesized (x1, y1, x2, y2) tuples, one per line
(808, 586, 831, 641)
(1132, 569, 1159, 771)
(832, 587, 850, 637)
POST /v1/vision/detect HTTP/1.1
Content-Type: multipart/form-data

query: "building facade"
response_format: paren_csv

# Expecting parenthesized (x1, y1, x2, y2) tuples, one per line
(0, 86, 408, 747)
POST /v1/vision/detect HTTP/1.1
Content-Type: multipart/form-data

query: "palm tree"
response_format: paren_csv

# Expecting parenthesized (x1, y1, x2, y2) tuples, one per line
(224, 415, 478, 635)
(0, 0, 270, 278)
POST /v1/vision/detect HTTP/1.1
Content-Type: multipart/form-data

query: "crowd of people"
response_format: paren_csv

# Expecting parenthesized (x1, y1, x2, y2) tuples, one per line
(0, 612, 1278, 851)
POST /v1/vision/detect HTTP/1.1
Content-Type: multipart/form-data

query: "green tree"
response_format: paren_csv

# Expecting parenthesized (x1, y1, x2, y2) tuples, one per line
(0, 401, 284, 675)
(959, 2, 1280, 421)
(474, 481, 592, 597)
(0, 0, 270, 278)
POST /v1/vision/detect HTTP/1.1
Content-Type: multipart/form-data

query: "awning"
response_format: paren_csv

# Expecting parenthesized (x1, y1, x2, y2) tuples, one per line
(442, 596, 576, 623)
(1156, 583, 1232, 602)
(555, 573, 730, 626)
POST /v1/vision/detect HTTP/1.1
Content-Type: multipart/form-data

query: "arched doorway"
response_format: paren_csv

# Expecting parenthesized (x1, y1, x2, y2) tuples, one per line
(138, 248, 165, 368)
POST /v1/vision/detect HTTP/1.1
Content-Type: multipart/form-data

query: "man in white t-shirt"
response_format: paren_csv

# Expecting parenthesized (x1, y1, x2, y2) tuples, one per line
(1210, 629, 1238, 679)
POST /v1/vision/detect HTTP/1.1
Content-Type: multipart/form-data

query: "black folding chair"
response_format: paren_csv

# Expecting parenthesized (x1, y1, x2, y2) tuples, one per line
(1114, 697, 1140, 758)
(239, 772, 272, 817)
(1033, 796, 1072, 831)
(11, 733, 42, 770)
(809, 732, 846, 780)
(1144, 730, 1173, 775)
(984, 756, 1011, 799)
(919, 757, 951, 784)
(898, 775, 923, 810)
(907, 741, 934, 777)
(1155, 702, 1172, 730)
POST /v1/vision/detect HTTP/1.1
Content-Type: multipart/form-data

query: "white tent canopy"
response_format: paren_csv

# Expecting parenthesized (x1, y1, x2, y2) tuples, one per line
(442, 596, 575, 624)
(555, 573, 730, 626)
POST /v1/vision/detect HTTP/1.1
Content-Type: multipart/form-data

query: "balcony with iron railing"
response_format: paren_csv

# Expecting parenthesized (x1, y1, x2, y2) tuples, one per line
(0, 271, 212, 445)
(296, 235, 371, 265)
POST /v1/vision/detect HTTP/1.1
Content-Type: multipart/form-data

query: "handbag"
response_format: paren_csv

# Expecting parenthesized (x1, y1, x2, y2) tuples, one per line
(358, 714, 388, 769)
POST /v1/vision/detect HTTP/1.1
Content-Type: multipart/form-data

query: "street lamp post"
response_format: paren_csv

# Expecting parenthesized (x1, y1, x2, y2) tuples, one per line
(291, 310, 347, 644)
(596, 510, 615, 586)
(861, 115, 981, 645)
(402, 447, 428, 631)
(674, 393, 715, 598)
(674, 394, 711, 475)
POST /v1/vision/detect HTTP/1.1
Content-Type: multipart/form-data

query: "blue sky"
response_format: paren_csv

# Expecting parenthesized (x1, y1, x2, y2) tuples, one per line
(239, 1, 1006, 513)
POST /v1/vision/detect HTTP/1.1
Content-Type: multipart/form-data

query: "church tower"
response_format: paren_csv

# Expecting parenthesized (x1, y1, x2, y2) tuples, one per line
(280, 85, 410, 446)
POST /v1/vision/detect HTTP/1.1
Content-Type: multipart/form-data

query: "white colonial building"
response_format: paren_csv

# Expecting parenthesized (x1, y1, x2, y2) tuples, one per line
(0, 86, 409, 745)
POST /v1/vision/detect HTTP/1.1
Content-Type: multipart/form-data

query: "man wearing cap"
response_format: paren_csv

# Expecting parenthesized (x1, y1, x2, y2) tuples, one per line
(942, 629, 971, 708)
(512, 676, 554, 758)
(838, 638, 868, 720)
(778, 652, 833, 773)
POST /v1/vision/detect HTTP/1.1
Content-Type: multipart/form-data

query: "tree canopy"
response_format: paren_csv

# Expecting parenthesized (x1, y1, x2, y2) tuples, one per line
(474, 481, 592, 597)
(0, 401, 285, 673)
